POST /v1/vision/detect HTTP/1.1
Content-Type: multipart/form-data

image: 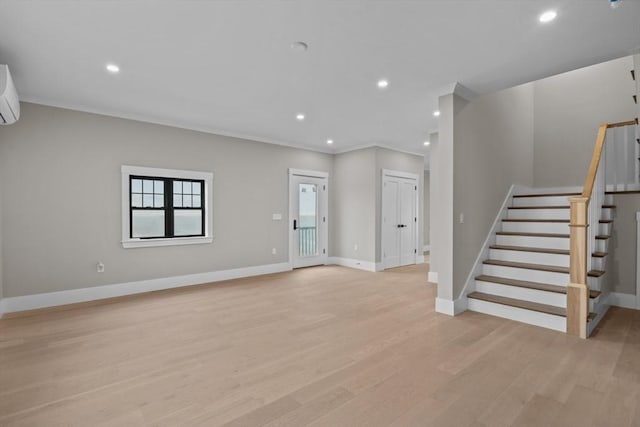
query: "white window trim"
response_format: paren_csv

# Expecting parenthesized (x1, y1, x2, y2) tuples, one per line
(121, 165, 213, 249)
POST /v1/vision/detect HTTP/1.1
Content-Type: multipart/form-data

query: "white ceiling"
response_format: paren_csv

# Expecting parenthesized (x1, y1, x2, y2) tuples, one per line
(0, 1, 639, 160)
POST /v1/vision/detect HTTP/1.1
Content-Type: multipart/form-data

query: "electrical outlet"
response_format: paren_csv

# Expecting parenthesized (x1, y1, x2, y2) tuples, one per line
(97, 262, 105, 273)
(354, 244, 358, 251)
(272, 248, 277, 255)
(459, 213, 464, 224)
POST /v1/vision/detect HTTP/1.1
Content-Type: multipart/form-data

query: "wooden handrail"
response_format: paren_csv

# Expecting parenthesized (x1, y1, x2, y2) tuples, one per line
(606, 119, 638, 128)
(581, 124, 607, 199)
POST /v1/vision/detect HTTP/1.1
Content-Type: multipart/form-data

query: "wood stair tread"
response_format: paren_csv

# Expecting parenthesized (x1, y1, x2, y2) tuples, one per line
(602, 205, 617, 209)
(599, 220, 613, 224)
(496, 231, 569, 238)
(502, 219, 569, 223)
(595, 235, 610, 240)
(468, 292, 598, 320)
(483, 259, 605, 278)
(468, 292, 566, 317)
(508, 205, 569, 209)
(513, 192, 580, 198)
(476, 274, 565, 294)
(475, 275, 602, 298)
(592, 251, 608, 258)
(489, 245, 569, 255)
(484, 259, 569, 273)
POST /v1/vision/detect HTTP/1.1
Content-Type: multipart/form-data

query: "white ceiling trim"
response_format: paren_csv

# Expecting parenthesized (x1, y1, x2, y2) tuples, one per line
(19, 96, 336, 156)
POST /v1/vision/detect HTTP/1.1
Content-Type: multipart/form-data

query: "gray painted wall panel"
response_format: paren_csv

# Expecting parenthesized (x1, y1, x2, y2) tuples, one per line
(0, 103, 334, 297)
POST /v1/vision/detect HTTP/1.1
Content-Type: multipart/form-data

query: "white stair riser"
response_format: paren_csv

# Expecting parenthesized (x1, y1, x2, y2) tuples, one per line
(502, 222, 569, 234)
(512, 196, 573, 207)
(467, 299, 566, 332)
(604, 194, 613, 205)
(592, 257, 605, 271)
(507, 209, 569, 220)
(601, 208, 614, 221)
(599, 223, 611, 235)
(595, 240, 608, 253)
(496, 234, 569, 250)
(482, 264, 568, 286)
(587, 303, 610, 337)
(588, 274, 605, 289)
(475, 281, 566, 307)
(489, 249, 568, 267)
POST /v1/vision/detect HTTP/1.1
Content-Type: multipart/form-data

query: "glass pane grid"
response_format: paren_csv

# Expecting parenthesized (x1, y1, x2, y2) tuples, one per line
(173, 180, 203, 208)
(132, 178, 164, 208)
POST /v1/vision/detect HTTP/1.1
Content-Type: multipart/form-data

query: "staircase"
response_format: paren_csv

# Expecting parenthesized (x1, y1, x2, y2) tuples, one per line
(467, 190, 613, 335)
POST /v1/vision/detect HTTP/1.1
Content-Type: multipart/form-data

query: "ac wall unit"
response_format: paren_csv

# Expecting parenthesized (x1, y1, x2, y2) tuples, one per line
(0, 64, 20, 125)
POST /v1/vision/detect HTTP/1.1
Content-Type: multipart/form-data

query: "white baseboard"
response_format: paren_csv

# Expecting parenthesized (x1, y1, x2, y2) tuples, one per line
(608, 292, 638, 309)
(328, 257, 380, 272)
(417, 255, 425, 264)
(428, 271, 438, 283)
(435, 296, 467, 316)
(0, 298, 5, 319)
(1, 262, 292, 315)
(423, 245, 430, 252)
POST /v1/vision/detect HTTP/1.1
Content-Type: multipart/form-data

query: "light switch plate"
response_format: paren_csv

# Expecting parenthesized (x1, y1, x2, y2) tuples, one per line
(272, 213, 282, 220)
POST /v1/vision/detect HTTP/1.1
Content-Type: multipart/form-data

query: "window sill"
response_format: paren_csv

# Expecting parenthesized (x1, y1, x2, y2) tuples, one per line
(122, 236, 213, 249)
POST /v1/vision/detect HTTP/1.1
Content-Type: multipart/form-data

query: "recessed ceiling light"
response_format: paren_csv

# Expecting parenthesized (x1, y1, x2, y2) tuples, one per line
(291, 41, 308, 52)
(327, 139, 334, 145)
(106, 63, 120, 74)
(423, 141, 430, 146)
(377, 79, 389, 89)
(433, 110, 441, 117)
(296, 113, 305, 121)
(539, 10, 557, 23)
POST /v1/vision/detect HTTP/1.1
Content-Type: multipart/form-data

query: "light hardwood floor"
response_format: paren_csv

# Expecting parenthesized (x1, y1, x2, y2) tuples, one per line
(1, 263, 639, 426)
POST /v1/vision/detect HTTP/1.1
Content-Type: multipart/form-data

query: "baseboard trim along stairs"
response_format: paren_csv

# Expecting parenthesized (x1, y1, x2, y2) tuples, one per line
(462, 188, 614, 335)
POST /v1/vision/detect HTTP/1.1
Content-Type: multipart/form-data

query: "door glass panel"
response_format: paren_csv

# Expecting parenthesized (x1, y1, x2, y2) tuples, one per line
(298, 183, 317, 257)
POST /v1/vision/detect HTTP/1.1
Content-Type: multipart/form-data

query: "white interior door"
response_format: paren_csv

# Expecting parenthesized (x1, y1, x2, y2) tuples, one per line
(290, 171, 328, 269)
(382, 172, 418, 269)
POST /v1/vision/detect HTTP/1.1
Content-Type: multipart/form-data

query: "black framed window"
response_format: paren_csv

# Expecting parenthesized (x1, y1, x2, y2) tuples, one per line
(130, 175, 205, 239)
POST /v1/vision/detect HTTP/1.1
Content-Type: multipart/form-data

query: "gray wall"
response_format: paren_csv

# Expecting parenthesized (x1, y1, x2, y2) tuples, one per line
(609, 194, 640, 295)
(432, 95, 455, 300)
(452, 83, 535, 298)
(423, 170, 430, 247)
(332, 147, 377, 262)
(331, 146, 425, 264)
(374, 147, 424, 263)
(0, 103, 334, 297)
(533, 56, 636, 187)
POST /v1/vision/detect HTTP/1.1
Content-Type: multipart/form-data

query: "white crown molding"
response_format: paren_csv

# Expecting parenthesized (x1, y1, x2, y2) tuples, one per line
(332, 143, 424, 157)
(19, 97, 336, 155)
(20, 98, 427, 159)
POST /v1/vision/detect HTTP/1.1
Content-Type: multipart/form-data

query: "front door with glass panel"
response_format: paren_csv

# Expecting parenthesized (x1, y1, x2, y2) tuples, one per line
(290, 173, 328, 268)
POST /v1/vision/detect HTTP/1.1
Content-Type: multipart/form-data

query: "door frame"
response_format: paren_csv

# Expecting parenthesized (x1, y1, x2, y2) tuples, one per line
(381, 169, 420, 270)
(288, 168, 329, 269)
